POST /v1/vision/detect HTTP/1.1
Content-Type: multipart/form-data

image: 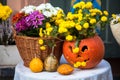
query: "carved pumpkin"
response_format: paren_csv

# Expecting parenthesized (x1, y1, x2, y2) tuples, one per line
(63, 35, 105, 69)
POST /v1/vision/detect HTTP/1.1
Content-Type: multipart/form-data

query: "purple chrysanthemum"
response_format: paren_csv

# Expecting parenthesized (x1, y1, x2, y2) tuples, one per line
(15, 17, 28, 32)
(25, 11, 45, 28)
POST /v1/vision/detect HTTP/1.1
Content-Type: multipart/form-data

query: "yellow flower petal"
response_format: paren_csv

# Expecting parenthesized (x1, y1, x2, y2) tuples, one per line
(72, 47, 79, 54)
(101, 16, 107, 22)
(39, 28, 43, 37)
(83, 23, 89, 29)
(76, 62, 81, 66)
(74, 63, 79, 68)
(40, 46, 46, 50)
(81, 62, 86, 67)
(66, 35, 73, 41)
(39, 39, 44, 45)
(75, 24, 82, 30)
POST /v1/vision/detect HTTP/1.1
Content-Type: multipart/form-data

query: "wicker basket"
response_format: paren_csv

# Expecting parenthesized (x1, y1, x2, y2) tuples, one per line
(12, 27, 63, 67)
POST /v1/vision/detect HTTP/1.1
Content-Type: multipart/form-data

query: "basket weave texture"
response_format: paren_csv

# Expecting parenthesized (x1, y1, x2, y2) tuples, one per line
(14, 35, 63, 67)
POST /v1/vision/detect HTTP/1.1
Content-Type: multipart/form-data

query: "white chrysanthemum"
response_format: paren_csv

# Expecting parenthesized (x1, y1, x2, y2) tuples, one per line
(45, 3, 53, 9)
(43, 11, 53, 17)
(35, 3, 62, 17)
(36, 3, 46, 11)
(20, 5, 36, 14)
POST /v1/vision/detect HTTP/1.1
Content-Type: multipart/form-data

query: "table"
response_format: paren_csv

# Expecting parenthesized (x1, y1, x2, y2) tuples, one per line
(14, 56, 113, 80)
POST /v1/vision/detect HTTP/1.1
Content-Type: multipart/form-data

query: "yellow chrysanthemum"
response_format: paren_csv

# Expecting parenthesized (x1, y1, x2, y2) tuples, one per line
(46, 27, 53, 32)
(58, 27, 68, 33)
(72, 47, 79, 54)
(69, 21, 75, 28)
(83, 23, 89, 29)
(0, 5, 12, 20)
(112, 14, 116, 19)
(101, 16, 108, 22)
(46, 22, 51, 28)
(39, 28, 44, 37)
(103, 10, 108, 16)
(57, 13, 63, 19)
(66, 35, 73, 41)
(46, 27, 53, 36)
(75, 24, 82, 30)
(76, 62, 81, 66)
(55, 19, 64, 25)
(67, 12, 74, 20)
(74, 63, 79, 68)
(40, 46, 46, 50)
(74, 61, 87, 67)
(81, 62, 86, 67)
(79, 1, 85, 7)
(90, 18, 96, 24)
(39, 39, 44, 45)
(85, 2, 93, 9)
(90, 12, 96, 16)
(73, 3, 80, 8)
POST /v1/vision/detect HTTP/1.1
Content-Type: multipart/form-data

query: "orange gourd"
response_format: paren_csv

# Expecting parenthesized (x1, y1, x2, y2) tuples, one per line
(57, 64, 74, 75)
(63, 35, 105, 69)
(29, 57, 43, 72)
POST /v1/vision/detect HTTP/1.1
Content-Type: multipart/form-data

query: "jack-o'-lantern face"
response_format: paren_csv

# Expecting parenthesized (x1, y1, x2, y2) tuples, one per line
(63, 35, 105, 69)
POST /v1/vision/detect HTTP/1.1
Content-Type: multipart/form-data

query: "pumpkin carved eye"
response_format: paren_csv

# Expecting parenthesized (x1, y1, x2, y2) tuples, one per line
(81, 45, 88, 52)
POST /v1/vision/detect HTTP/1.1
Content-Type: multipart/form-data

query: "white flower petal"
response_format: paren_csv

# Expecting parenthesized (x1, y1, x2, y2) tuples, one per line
(43, 11, 52, 17)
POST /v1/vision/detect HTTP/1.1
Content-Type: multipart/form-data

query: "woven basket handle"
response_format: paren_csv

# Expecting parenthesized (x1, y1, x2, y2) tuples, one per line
(11, 26, 17, 38)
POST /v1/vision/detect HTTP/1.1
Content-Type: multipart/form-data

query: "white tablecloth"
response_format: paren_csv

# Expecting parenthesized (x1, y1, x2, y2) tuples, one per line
(14, 57, 113, 80)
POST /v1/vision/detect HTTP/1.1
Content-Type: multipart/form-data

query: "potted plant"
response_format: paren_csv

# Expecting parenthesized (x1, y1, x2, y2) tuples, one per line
(61, 1, 109, 69)
(12, 3, 65, 67)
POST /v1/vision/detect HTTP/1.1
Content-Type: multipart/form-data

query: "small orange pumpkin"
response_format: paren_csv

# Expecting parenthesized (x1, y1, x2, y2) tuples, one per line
(63, 35, 105, 69)
(57, 64, 74, 75)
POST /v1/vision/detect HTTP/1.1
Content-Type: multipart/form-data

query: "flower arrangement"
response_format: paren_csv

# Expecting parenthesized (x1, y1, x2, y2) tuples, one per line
(12, 1, 109, 50)
(0, 3, 12, 21)
(56, 1, 109, 54)
(62, 1, 109, 41)
(12, 3, 64, 37)
(12, 3, 65, 49)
